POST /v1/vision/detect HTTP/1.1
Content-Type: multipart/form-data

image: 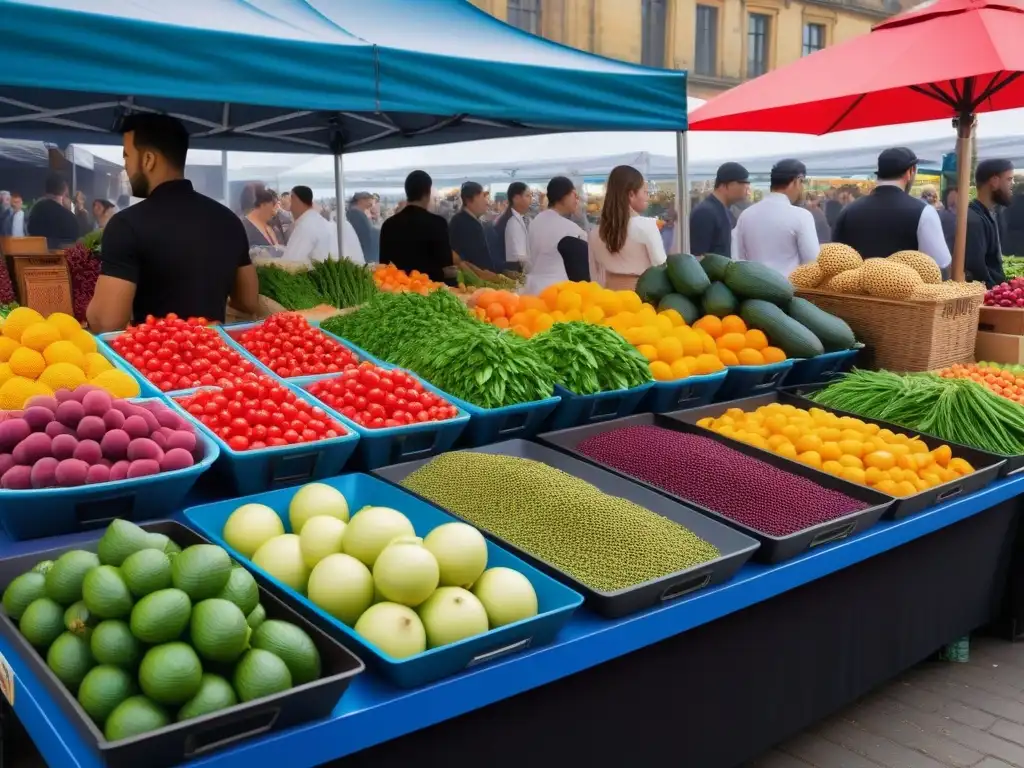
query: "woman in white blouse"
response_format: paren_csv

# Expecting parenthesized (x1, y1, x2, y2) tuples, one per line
(588, 165, 667, 290)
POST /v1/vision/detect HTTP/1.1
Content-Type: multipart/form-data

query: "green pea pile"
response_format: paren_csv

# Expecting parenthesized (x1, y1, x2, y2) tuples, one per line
(401, 453, 721, 593)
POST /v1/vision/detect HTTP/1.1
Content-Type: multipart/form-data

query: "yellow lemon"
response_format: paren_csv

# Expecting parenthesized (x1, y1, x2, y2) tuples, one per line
(653, 315, 673, 335)
(69, 330, 98, 355)
(90, 369, 141, 399)
(582, 305, 605, 324)
(649, 361, 673, 381)
(0, 364, 12, 387)
(618, 291, 642, 312)
(9, 347, 45, 379)
(43, 340, 86, 369)
(0, 376, 39, 410)
(84, 352, 114, 379)
(0, 337, 19, 363)
(46, 312, 82, 340)
(670, 359, 691, 379)
(636, 344, 659, 362)
(19, 322, 60, 352)
(654, 336, 683, 364)
(1, 307, 44, 342)
(632, 325, 660, 345)
(39, 363, 87, 393)
(658, 309, 684, 327)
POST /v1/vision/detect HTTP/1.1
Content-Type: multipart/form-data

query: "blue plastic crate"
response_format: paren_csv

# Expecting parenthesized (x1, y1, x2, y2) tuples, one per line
(784, 348, 861, 388)
(183, 473, 584, 689)
(0, 398, 220, 540)
(293, 371, 470, 470)
(714, 360, 794, 402)
(640, 370, 728, 413)
(94, 333, 163, 398)
(544, 382, 654, 431)
(216, 321, 369, 381)
(165, 386, 359, 496)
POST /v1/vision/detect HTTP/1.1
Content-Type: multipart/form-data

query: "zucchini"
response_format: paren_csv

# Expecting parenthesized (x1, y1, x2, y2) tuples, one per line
(724, 261, 795, 305)
(701, 282, 738, 318)
(740, 299, 824, 359)
(666, 253, 711, 297)
(700, 253, 731, 282)
(786, 297, 856, 352)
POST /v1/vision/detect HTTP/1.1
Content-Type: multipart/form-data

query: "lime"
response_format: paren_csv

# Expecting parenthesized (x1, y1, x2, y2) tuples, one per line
(82, 566, 133, 619)
(104, 696, 169, 742)
(47, 632, 95, 692)
(139, 643, 202, 706)
(120, 549, 172, 598)
(78, 665, 136, 726)
(130, 589, 191, 644)
(190, 599, 250, 664)
(233, 649, 292, 702)
(3, 571, 46, 620)
(216, 568, 259, 616)
(177, 674, 237, 722)
(20, 597, 65, 649)
(171, 545, 231, 601)
(45, 550, 100, 605)
(251, 620, 321, 685)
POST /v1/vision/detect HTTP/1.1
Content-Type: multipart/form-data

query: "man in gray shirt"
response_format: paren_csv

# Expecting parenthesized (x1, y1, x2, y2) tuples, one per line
(347, 191, 379, 263)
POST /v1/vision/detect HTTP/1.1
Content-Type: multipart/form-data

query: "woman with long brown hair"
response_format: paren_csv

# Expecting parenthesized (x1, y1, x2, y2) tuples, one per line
(589, 165, 667, 290)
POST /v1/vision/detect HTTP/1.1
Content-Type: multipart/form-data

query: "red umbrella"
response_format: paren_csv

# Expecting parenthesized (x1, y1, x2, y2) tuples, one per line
(687, 0, 1024, 279)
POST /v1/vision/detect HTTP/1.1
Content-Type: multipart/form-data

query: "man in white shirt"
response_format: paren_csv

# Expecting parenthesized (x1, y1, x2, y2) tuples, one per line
(495, 181, 531, 271)
(524, 176, 587, 294)
(733, 159, 819, 276)
(9, 193, 25, 237)
(283, 185, 364, 266)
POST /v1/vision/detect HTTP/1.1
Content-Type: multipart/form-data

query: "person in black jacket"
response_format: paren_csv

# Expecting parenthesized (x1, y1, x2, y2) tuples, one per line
(449, 181, 498, 272)
(379, 170, 451, 283)
(965, 158, 1013, 288)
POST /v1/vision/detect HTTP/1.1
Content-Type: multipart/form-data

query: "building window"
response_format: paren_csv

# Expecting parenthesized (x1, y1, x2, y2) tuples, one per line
(508, 0, 541, 35)
(747, 13, 771, 78)
(695, 5, 719, 76)
(803, 23, 825, 56)
(642, 0, 668, 68)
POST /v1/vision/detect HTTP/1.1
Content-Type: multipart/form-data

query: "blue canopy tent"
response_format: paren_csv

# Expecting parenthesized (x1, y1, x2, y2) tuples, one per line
(0, 0, 688, 250)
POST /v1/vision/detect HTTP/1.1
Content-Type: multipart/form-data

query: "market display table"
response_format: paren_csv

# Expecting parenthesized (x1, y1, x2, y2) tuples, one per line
(3, 476, 1023, 768)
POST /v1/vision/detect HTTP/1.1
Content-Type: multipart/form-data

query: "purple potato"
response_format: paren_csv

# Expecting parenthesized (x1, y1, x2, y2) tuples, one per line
(85, 464, 110, 485)
(55, 400, 84, 428)
(127, 438, 162, 463)
(97, 458, 111, 468)
(161, 448, 195, 472)
(72, 440, 102, 465)
(76, 415, 106, 442)
(30, 457, 59, 489)
(81, 390, 113, 418)
(102, 409, 125, 431)
(151, 432, 167, 451)
(166, 430, 196, 454)
(55, 459, 89, 487)
(122, 416, 149, 440)
(138, 409, 160, 435)
(72, 385, 99, 402)
(100, 430, 130, 461)
(154, 408, 183, 430)
(109, 460, 130, 482)
(1, 465, 31, 490)
(51, 434, 79, 461)
(54, 390, 75, 404)
(22, 407, 53, 433)
(126, 459, 160, 479)
(0, 419, 31, 452)
(0, 454, 14, 478)
(44, 421, 73, 439)
(12, 433, 52, 466)
(25, 396, 58, 413)
(112, 400, 134, 416)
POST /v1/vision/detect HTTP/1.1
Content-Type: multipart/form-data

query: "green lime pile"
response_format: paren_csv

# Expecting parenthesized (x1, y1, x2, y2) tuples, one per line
(402, 452, 720, 592)
(1, 519, 321, 743)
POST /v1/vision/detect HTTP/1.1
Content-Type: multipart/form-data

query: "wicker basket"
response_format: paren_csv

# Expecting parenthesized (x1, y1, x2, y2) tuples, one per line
(796, 288, 982, 372)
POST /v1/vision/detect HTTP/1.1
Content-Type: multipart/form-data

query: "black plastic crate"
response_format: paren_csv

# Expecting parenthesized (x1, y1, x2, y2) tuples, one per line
(782, 382, 1024, 479)
(538, 414, 893, 564)
(373, 440, 760, 619)
(0, 521, 364, 768)
(670, 392, 1006, 520)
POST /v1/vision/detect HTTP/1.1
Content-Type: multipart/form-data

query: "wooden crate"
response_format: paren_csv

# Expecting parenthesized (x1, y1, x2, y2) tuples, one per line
(978, 306, 1024, 335)
(10, 253, 73, 318)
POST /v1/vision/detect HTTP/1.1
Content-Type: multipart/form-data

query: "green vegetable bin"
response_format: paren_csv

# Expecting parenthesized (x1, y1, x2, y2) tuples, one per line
(713, 360, 794, 402)
(640, 370, 728, 413)
(784, 348, 861, 388)
(544, 382, 655, 431)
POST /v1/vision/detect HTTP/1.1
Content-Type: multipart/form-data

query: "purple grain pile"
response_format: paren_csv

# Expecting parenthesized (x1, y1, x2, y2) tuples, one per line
(576, 425, 867, 536)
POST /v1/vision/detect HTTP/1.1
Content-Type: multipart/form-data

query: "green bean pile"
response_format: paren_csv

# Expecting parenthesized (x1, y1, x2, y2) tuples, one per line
(530, 322, 652, 395)
(811, 369, 1024, 455)
(402, 452, 721, 592)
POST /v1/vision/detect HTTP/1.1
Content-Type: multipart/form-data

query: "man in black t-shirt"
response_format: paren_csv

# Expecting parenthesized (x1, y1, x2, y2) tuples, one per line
(86, 114, 259, 331)
(380, 170, 452, 283)
(449, 181, 498, 272)
(27, 173, 79, 249)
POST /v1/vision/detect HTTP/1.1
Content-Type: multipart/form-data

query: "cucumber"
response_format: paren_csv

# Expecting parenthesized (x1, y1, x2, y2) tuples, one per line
(635, 265, 674, 304)
(700, 253, 731, 282)
(657, 293, 700, 325)
(786, 297, 856, 352)
(724, 261, 795, 304)
(666, 254, 711, 297)
(701, 282, 738, 318)
(740, 300, 824, 359)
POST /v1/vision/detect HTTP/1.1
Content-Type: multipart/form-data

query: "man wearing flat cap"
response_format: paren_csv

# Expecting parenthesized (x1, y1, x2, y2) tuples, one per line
(347, 191, 379, 263)
(965, 158, 1013, 287)
(831, 147, 951, 270)
(733, 159, 819, 276)
(689, 162, 749, 258)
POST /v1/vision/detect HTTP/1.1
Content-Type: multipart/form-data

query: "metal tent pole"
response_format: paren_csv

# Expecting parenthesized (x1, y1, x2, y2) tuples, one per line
(334, 153, 345, 259)
(676, 131, 690, 253)
(221, 151, 230, 206)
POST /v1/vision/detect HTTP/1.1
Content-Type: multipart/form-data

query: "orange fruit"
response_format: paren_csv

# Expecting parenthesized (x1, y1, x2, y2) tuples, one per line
(819, 442, 842, 461)
(476, 289, 499, 307)
(485, 302, 506, 320)
(659, 309, 684, 327)
(795, 434, 823, 454)
(534, 313, 554, 332)
(798, 451, 822, 468)
(637, 344, 659, 362)
(717, 349, 739, 366)
(762, 346, 786, 364)
(556, 291, 582, 312)
(700, 334, 718, 355)
(736, 348, 765, 366)
(649, 361, 673, 381)
(840, 466, 867, 485)
(693, 315, 723, 338)
(539, 285, 560, 310)
(670, 359, 691, 379)
(512, 324, 532, 338)
(655, 336, 683, 363)
(721, 315, 747, 334)
(744, 329, 769, 350)
(822, 460, 844, 476)
(717, 332, 746, 352)
(693, 353, 725, 375)
(493, 316, 510, 329)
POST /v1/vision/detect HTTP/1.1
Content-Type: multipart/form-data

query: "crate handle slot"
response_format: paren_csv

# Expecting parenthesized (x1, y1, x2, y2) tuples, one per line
(809, 521, 857, 549)
(588, 396, 624, 420)
(467, 637, 532, 668)
(74, 495, 135, 529)
(496, 412, 530, 435)
(392, 430, 442, 461)
(267, 451, 320, 486)
(659, 571, 712, 602)
(183, 706, 280, 757)
(937, 483, 964, 502)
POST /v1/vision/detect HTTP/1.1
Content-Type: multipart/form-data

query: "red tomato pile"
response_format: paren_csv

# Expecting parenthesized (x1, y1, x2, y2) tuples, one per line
(111, 314, 255, 392)
(307, 363, 460, 429)
(176, 374, 346, 451)
(233, 313, 359, 378)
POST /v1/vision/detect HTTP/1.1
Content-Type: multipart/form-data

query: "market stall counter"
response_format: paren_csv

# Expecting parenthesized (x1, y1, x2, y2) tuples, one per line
(0, 473, 1021, 768)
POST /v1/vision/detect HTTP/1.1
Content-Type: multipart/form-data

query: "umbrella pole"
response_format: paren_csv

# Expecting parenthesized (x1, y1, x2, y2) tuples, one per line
(334, 152, 345, 260)
(676, 130, 690, 253)
(951, 112, 974, 282)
